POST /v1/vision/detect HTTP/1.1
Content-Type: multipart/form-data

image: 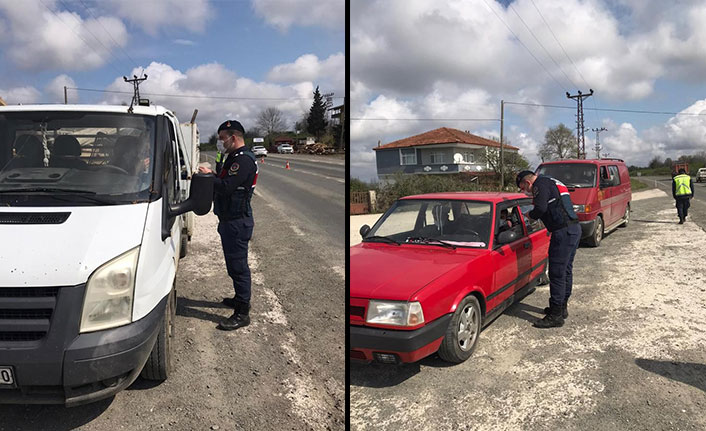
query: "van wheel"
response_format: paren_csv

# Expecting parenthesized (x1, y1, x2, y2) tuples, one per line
(141, 289, 174, 381)
(538, 263, 550, 285)
(586, 216, 603, 247)
(438, 295, 481, 363)
(620, 204, 630, 228)
(179, 234, 188, 259)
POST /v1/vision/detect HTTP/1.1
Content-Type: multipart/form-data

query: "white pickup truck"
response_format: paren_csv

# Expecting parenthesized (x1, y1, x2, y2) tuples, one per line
(0, 104, 213, 405)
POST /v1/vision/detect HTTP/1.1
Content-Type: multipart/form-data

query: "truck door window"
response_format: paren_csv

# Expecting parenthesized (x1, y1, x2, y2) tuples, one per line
(608, 165, 620, 186)
(166, 122, 184, 192)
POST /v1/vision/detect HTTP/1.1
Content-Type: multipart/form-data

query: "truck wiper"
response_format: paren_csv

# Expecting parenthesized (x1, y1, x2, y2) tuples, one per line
(406, 237, 457, 249)
(363, 235, 400, 245)
(0, 188, 118, 205)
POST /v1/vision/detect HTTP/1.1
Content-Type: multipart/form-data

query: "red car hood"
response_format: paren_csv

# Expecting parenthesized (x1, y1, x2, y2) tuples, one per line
(350, 243, 484, 301)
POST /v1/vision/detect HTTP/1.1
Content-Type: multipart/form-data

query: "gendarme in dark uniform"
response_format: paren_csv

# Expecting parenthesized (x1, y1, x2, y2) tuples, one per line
(213, 120, 258, 330)
(516, 170, 580, 328)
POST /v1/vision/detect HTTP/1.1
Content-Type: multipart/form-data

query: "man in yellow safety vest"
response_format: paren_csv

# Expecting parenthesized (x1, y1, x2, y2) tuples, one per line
(672, 168, 694, 224)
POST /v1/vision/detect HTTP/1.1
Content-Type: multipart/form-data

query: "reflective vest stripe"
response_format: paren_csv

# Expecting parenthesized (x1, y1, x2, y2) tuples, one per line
(674, 174, 692, 196)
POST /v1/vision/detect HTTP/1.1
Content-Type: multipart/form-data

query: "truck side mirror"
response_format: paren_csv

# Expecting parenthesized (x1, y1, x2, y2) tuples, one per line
(359, 224, 371, 238)
(168, 173, 214, 217)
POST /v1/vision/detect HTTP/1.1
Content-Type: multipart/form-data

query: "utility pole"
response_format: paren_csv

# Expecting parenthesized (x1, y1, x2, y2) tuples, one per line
(64, 86, 68, 104)
(123, 74, 148, 111)
(591, 127, 607, 159)
(500, 99, 504, 189)
(566, 89, 593, 159)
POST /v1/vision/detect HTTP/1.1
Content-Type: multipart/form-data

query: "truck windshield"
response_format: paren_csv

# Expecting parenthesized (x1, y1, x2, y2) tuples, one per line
(0, 111, 156, 206)
(537, 163, 597, 188)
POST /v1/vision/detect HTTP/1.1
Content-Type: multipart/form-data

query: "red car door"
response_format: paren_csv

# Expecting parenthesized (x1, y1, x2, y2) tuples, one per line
(488, 203, 532, 311)
(519, 201, 550, 280)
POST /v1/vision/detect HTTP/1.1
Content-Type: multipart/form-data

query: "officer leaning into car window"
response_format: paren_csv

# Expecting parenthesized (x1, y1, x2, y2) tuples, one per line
(672, 168, 694, 224)
(516, 170, 581, 329)
(198, 120, 259, 331)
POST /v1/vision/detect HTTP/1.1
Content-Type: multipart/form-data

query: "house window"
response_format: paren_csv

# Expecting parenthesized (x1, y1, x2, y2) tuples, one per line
(463, 152, 474, 163)
(429, 151, 445, 164)
(400, 148, 417, 165)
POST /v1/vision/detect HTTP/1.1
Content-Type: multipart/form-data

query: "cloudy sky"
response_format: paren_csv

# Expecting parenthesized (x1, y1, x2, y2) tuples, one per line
(0, 0, 344, 138)
(351, 0, 706, 181)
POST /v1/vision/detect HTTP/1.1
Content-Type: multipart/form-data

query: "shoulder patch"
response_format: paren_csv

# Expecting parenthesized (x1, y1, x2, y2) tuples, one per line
(532, 186, 540, 197)
(228, 162, 239, 175)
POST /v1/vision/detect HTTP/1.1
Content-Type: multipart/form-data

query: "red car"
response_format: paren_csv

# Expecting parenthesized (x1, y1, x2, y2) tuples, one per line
(350, 192, 550, 364)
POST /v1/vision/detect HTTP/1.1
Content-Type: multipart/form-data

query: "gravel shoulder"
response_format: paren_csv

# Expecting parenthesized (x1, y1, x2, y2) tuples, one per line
(350, 190, 706, 430)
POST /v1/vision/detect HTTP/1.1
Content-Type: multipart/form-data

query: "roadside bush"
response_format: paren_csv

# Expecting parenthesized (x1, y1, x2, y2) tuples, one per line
(375, 173, 500, 212)
(350, 178, 376, 192)
(630, 178, 649, 191)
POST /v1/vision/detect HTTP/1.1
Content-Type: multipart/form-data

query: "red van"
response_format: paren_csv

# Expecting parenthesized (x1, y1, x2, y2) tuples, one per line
(536, 159, 631, 247)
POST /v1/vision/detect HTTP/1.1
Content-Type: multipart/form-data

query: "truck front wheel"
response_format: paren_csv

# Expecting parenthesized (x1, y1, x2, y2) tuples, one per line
(141, 289, 175, 381)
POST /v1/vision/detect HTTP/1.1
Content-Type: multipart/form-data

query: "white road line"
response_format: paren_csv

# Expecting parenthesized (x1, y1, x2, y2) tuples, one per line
(262, 162, 345, 183)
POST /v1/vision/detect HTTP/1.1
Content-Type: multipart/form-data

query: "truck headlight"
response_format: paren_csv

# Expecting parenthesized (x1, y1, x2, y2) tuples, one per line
(80, 247, 139, 333)
(366, 301, 424, 327)
(573, 204, 590, 213)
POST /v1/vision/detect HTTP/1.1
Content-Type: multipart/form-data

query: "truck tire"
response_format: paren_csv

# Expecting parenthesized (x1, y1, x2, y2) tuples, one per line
(179, 233, 188, 259)
(438, 295, 481, 363)
(141, 289, 174, 381)
(585, 215, 603, 247)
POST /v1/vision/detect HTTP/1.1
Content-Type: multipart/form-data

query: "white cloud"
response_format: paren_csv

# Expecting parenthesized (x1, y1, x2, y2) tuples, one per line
(252, 0, 344, 31)
(0, 86, 41, 104)
(0, 1, 127, 71)
(173, 39, 197, 46)
(102, 62, 318, 138)
(104, 0, 213, 35)
(267, 53, 344, 89)
(44, 74, 77, 103)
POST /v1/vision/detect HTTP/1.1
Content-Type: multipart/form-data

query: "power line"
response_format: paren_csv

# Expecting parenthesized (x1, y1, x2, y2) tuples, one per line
(350, 118, 500, 122)
(38, 0, 123, 76)
(505, 100, 706, 116)
(480, 0, 568, 93)
(77, 0, 140, 69)
(528, 0, 600, 124)
(508, 3, 578, 90)
(67, 87, 343, 101)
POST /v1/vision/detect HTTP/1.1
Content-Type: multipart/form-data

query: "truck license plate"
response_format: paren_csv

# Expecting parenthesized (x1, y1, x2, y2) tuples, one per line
(0, 367, 15, 387)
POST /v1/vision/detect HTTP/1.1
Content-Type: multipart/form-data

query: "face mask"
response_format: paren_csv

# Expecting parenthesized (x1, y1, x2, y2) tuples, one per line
(216, 141, 225, 153)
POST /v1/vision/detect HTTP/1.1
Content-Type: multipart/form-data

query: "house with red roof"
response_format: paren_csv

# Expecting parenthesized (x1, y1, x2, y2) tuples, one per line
(373, 127, 519, 180)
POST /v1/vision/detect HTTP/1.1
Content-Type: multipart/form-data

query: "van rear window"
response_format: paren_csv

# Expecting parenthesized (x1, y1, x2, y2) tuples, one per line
(537, 163, 597, 188)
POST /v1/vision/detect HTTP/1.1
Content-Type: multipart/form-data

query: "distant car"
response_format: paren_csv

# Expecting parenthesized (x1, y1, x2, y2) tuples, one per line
(252, 145, 267, 157)
(350, 192, 550, 364)
(277, 144, 294, 154)
(697, 168, 706, 183)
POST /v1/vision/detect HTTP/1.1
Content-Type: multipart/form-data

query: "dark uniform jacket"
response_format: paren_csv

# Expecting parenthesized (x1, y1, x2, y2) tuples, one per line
(213, 147, 258, 220)
(528, 175, 578, 232)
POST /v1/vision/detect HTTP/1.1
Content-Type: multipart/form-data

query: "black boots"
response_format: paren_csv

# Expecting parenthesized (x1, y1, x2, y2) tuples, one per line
(217, 302, 251, 331)
(222, 296, 237, 308)
(534, 304, 565, 328)
(679, 217, 685, 224)
(543, 304, 568, 318)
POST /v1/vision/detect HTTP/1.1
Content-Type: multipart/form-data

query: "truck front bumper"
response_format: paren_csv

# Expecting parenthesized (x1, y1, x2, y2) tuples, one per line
(0, 285, 165, 406)
(349, 314, 452, 364)
(579, 219, 596, 238)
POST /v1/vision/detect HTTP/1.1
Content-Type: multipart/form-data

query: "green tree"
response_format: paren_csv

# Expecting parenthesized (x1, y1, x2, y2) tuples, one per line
(480, 140, 531, 189)
(539, 124, 576, 161)
(307, 86, 328, 139)
(648, 156, 662, 169)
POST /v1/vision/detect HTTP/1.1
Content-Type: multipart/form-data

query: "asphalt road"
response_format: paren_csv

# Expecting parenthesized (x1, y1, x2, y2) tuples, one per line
(0, 153, 345, 430)
(351, 189, 706, 430)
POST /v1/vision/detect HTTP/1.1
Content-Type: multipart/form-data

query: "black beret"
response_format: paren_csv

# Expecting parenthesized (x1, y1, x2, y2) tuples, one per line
(516, 170, 535, 187)
(217, 120, 245, 135)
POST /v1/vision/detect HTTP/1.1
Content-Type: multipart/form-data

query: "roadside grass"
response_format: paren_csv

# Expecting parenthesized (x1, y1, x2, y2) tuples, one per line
(631, 178, 649, 191)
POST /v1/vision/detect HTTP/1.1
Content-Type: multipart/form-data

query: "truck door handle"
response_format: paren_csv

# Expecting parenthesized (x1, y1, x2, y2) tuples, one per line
(523, 242, 530, 249)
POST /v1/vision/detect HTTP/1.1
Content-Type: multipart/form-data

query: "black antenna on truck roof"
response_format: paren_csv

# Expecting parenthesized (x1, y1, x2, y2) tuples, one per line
(123, 73, 148, 113)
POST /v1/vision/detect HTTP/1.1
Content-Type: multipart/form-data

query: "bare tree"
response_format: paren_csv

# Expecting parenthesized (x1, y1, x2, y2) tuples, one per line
(539, 124, 576, 161)
(256, 107, 287, 138)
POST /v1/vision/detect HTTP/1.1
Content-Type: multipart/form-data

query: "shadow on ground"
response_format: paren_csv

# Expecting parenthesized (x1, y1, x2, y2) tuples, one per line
(0, 397, 112, 431)
(635, 359, 706, 393)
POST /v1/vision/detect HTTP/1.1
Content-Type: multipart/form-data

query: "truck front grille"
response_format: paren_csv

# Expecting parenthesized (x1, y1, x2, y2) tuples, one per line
(0, 287, 58, 342)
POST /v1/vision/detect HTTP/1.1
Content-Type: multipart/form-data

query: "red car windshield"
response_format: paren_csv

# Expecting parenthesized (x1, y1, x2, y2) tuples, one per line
(367, 199, 492, 248)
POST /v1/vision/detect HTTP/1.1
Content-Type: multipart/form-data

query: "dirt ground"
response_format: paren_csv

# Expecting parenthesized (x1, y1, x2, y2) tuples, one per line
(350, 188, 706, 430)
